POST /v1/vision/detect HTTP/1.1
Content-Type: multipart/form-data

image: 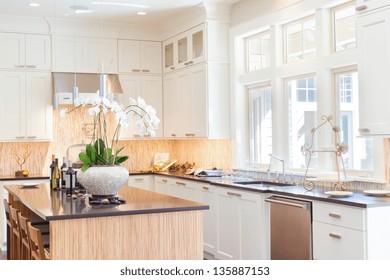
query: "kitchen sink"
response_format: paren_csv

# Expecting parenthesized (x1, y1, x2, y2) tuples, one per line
(233, 180, 294, 187)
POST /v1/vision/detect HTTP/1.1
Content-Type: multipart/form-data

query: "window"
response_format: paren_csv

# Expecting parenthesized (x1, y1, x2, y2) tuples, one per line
(246, 31, 271, 71)
(335, 70, 373, 171)
(248, 84, 272, 165)
(284, 16, 316, 63)
(332, 2, 356, 52)
(287, 76, 317, 169)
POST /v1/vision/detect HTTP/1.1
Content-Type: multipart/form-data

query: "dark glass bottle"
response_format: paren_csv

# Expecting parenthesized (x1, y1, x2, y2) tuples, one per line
(49, 154, 55, 180)
(60, 156, 67, 188)
(51, 158, 61, 190)
(66, 160, 76, 195)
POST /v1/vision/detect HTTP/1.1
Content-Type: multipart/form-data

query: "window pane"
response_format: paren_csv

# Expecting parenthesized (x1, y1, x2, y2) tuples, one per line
(336, 71, 373, 170)
(334, 3, 356, 52)
(249, 86, 273, 165)
(246, 31, 271, 72)
(287, 77, 317, 169)
(285, 16, 316, 63)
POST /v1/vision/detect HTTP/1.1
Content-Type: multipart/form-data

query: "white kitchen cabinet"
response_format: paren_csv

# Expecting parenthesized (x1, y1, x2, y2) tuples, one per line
(128, 175, 153, 191)
(163, 62, 230, 138)
(356, 0, 390, 13)
(0, 71, 52, 141)
(163, 24, 205, 73)
(357, 7, 390, 135)
(0, 33, 51, 70)
(312, 201, 366, 260)
(154, 176, 171, 195)
(214, 186, 263, 260)
(118, 40, 161, 74)
(163, 64, 207, 138)
(118, 75, 163, 138)
(52, 35, 117, 73)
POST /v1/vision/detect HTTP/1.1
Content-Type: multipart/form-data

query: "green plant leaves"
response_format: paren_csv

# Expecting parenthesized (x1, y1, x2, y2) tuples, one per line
(78, 138, 128, 171)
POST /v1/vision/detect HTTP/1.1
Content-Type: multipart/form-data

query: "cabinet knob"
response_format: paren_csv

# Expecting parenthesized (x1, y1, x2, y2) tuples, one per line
(356, 5, 367, 11)
(162, 179, 168, 183)
(171, 134, 177, 137)
(170, 67, 175, 70)
(202, 186, 209, 191)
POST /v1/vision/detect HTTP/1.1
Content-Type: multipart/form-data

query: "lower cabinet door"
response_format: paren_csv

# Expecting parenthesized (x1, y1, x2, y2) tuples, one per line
(313, 221, 366, 260)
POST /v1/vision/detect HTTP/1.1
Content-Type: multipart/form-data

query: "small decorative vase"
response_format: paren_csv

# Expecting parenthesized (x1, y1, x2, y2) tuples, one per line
(76, 165, 129, 197)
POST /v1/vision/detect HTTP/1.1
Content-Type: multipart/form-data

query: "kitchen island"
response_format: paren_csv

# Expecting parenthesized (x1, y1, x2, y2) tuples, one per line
(5, 183, 208, 260)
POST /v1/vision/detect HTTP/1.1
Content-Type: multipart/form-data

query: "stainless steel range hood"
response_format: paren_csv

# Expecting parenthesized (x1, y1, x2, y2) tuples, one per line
(52, 72, 123, 109)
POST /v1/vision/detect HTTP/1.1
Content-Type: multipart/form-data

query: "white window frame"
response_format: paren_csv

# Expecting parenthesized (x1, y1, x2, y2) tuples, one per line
(245, 30, 271, 72)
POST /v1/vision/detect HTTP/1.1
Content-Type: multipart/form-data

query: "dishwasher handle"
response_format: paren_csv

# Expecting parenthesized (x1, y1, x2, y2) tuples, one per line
(265, 197, 310, 210)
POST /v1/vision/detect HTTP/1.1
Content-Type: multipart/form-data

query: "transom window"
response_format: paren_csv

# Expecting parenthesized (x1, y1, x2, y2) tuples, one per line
(332, 1, 356, 52)
(284, 15, 316, 63)
(245, 31, 271, 72)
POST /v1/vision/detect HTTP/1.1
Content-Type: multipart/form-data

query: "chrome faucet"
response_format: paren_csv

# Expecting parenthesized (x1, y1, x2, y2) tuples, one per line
(267, 154, 285, 182)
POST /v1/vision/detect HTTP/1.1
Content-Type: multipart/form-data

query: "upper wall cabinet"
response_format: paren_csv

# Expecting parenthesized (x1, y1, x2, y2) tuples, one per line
(357, 7, 390, 135)
(118, 40, 162, 74)
(0, 33, 51, 70)
(52, 35, 117, 73)
(163, 24, 206, 73)
(0, 71, 52, 141)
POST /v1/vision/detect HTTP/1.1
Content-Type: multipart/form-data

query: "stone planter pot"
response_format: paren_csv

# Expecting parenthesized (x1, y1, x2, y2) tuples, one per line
(76, 165, 129, 196)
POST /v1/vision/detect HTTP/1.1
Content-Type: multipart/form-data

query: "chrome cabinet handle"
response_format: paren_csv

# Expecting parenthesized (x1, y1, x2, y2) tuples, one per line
(15, 136, 25, 139)
(142, 69, 150, 72)
(170, 66, 175, 70)
(26, 65, 36, 68)
(227, 191, 242, 197)
(133, 134, 141, 137)
(185, 133, 195, 137)
(14, 64, 25, 68)
(329, 213, 341, 219)
(135, 178, 144, 181)
(132, 69, 141, 72)
(162, 179, 168, 183)
(358, 128, 370, 133)
(202, 186, 209, 190)
(27, 136, 37, 139)
(356, 5, 367, 11)
(176, 182, 186, 186)
(171, 134, 176, 137)
(329, 233, 342, 239)
(143, 134, 151, 138)
(265, 197, 308, 209)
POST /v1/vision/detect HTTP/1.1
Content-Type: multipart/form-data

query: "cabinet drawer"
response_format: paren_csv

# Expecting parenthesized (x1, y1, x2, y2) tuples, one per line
(313, 221, 366, 260)
(313, 202, 365, 230)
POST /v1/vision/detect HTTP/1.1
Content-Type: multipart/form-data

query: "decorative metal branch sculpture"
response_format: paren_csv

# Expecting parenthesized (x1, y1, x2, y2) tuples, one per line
(12, 143, 32, 174)
(301, 115, 348, 191)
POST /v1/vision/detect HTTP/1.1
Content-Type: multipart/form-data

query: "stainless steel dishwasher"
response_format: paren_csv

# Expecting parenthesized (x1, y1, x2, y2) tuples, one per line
(265, 195, 312, 260)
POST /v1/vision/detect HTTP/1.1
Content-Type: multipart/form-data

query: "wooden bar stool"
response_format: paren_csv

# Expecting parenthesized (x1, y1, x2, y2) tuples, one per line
(2, 199, 12, 260)
(28, 222, 50, 260)
(18, 213, 50, 260)
(9, 206, 22, 260)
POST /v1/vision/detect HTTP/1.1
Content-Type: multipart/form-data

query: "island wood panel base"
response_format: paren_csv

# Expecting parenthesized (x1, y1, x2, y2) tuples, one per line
(50, 210, 203, 260)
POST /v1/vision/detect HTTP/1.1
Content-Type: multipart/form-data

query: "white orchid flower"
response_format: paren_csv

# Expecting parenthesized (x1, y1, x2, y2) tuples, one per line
(60, 108, 68, 118)
(88, 106, 100, 116)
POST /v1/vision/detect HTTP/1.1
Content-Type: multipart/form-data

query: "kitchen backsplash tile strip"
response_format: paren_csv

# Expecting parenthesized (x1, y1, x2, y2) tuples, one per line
(0, 106, 233, 176)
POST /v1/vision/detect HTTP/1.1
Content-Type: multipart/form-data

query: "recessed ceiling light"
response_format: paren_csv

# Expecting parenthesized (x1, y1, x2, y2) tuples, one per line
(29, 2, 40, 7)
(70, 5, 94, 14)
(137, 11, 147, 16)
(91, 2, 150, 9)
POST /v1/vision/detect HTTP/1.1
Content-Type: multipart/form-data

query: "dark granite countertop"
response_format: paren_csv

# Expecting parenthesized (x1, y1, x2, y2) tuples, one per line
(130, 171, 390, 208)
(5, 183, 209, 221)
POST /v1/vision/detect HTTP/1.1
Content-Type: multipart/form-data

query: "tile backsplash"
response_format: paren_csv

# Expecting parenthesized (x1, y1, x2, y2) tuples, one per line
(0, 106, 233, 176)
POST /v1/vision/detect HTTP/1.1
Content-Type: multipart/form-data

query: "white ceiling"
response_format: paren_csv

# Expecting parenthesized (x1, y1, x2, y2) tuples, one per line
(0, 0, 242, 25)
